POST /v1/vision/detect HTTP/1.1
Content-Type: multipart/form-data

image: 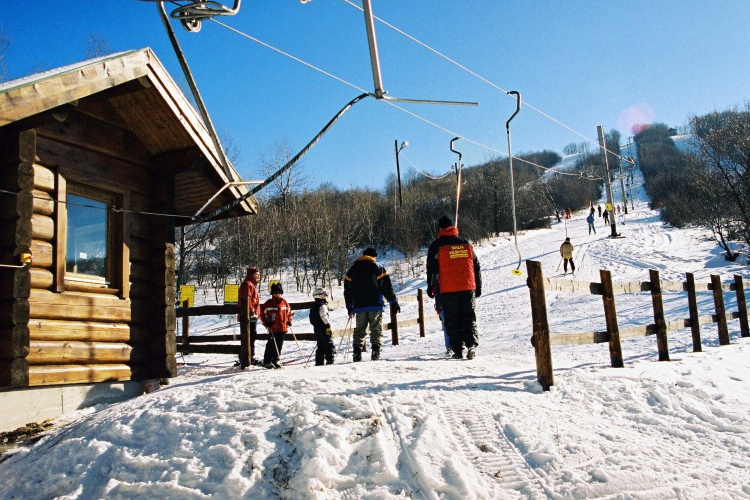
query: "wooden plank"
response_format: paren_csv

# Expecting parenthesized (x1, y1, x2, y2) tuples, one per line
(544, 277, 603, 295)
(600, 269, 624, 368)
(26, 340, 148, 365)
(55, 172, 66, 292)
(31, 213, 54, 241)
(711, 274, 730, 346)
(28, 289, 131, 322)
(527, 260, 553, 391)
(28, 319, 131, 342)
(26, 363, 134, 386)
(650, 270, 670, 361)
(734, 275, 749, 337)
(0, 51, 150, 127)
(686, 273, 702, 352)
(29, 267, 54, 289)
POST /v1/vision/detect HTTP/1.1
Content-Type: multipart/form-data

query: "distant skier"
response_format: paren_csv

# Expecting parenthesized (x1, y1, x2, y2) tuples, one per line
(597, 205, 602, 217)
(603, 209, 610, 225)
(586, 213, 596, 235)
(560, 237, 575, 275)
(310, 287, 335, 366)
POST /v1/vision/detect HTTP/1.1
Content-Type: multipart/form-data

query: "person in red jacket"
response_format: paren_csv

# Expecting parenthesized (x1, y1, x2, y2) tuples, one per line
(260, 282, 293, 369)
(426, 215, 482, 360)
(238, 266, 262, 367)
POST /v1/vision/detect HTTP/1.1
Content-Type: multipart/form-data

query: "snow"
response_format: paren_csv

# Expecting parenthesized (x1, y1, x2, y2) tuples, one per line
(2, 168, 750, 499)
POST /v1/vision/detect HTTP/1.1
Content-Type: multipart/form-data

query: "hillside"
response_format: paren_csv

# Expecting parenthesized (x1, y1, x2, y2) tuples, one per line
(2, 167, 750, 498)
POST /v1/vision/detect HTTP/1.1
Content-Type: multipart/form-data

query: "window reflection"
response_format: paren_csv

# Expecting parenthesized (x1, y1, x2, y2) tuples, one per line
(66, 194, 108, 279)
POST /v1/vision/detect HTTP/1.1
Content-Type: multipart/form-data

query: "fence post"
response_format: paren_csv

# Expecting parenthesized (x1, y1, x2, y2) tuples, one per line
(649, 269, 670, 361)
(685, 273, 702, 352)
(239, 295, 250, 369)
(418, 288, 426, 338)
(734, 275, 749, 338)
(182, 300, 190, 346)
(526, 260, 553, 391)
(711, 274, 730, 345)
(600, 269, 624, 368)
(390, 302, 399, 346)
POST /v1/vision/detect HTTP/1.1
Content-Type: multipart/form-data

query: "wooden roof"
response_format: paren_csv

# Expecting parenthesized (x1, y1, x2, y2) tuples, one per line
(0, 48, 257, 223)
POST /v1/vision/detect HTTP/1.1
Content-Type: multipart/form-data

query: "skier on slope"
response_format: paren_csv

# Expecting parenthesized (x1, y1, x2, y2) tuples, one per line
(560, 237, 575, 275)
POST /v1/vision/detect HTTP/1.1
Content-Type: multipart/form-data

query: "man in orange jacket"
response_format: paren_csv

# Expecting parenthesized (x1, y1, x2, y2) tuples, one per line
(426, 215, 482, 360)
(238, 266, 262, 366)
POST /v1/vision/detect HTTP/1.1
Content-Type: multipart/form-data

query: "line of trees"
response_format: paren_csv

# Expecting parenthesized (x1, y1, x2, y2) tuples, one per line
(635, 104, 750, 260)
(176, 149, 603, 294)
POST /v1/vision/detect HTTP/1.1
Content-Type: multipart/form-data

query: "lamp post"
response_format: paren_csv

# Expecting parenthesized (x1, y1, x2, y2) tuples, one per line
(394, 140, 408, 207)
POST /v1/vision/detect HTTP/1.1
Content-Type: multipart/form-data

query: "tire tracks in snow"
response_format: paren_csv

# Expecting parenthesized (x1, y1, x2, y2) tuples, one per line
(438, 401, 551, 499)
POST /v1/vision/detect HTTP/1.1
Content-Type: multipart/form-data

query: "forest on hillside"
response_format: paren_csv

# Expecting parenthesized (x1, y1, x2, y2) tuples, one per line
(176, 135, 617, 293)
(635, 104, 750, 261)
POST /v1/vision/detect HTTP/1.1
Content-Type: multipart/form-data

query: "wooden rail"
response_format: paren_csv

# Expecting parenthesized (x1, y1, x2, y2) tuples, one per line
(176, 289, 435, 367)
(527, 260, 750, 391)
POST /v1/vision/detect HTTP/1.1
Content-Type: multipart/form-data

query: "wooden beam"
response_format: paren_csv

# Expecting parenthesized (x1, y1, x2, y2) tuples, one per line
(28, 319, 131, 342)
(27, 363, 134, 386)
(28, 289, 131, 322)
(27, 340, 148, 365)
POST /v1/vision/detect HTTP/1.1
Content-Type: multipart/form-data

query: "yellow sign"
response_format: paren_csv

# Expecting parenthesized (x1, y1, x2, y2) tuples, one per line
(179, 285, 195, 307)
(268, 279, 281, 294)
(605, 203, 613, 211)
(224, 284, 239, 304)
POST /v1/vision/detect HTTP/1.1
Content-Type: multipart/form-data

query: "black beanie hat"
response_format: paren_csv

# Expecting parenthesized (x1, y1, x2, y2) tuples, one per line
(438, 215, 453, 228)
(363, 247, 378, 258)
(270, 282, 284, 295)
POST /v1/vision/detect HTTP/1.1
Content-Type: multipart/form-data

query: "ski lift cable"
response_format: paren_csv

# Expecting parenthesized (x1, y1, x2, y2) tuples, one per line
(197, 92, 372, 222)
(210, 16, 560, 170)
(339, 0, 627, 162)
(209, 14, 602, 204)
(399, 153, 454, 180)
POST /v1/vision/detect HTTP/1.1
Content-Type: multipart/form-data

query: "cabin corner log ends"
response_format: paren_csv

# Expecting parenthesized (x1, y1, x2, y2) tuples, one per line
(526, 260, 749, 392)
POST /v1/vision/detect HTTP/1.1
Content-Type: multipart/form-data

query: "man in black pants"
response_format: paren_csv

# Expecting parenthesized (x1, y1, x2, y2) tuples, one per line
(426, 216, 482, 360)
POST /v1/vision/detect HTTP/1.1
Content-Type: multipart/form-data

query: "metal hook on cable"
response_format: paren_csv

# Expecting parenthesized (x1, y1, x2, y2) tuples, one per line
(505, 90, 523, 276)
(450, 137, 462, 229)
(136, 0, 242, 32)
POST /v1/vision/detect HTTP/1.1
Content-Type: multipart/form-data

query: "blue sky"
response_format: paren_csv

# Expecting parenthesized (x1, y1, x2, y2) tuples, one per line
(3, 1, 750, 191)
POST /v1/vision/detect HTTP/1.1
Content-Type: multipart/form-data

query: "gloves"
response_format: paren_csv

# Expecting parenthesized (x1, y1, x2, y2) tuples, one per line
(426, 285, 434, 299)
(325, 325, 333, 336)
(392, 302, 401, 314)
(249, 314, 258, 323)
(475, 288, 482, 298)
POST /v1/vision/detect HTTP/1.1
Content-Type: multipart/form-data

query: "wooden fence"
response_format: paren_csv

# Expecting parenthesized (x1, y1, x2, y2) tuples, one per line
(176, 289, 434, 368)
(526, 260, 750, 391)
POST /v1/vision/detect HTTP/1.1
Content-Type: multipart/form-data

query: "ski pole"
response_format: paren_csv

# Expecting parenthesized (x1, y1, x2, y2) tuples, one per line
(268, 327, 281, 365)
(338, 316, 352, 351)
(288, 325, 305, 359)
(556, 257, 563, 273)
(304, 345, 317, 368)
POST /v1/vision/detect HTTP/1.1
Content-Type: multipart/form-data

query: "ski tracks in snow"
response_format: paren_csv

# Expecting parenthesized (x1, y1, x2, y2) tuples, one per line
(351, 393, 551, 499)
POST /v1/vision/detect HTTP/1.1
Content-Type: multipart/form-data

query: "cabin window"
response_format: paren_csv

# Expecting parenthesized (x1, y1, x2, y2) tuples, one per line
(65, 191, 113, 285)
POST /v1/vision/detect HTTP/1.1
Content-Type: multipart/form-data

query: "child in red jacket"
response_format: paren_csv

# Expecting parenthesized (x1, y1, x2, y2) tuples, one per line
(260, 282, 293, 369)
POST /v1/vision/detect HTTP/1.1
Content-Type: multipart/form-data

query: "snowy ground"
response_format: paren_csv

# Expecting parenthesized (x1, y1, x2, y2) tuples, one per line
(2, 169, 750, 499)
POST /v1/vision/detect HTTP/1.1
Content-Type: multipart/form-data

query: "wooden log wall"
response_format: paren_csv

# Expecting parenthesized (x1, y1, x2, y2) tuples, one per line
(1, 111, 177, 387)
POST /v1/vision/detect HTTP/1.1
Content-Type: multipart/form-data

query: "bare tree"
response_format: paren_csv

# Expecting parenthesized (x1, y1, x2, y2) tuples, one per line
(85, 34, 113, 59)
(0, 30, 9, 82)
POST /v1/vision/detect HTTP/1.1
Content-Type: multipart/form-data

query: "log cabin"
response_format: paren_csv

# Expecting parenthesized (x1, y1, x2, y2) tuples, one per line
(0, 48, 257, 431)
